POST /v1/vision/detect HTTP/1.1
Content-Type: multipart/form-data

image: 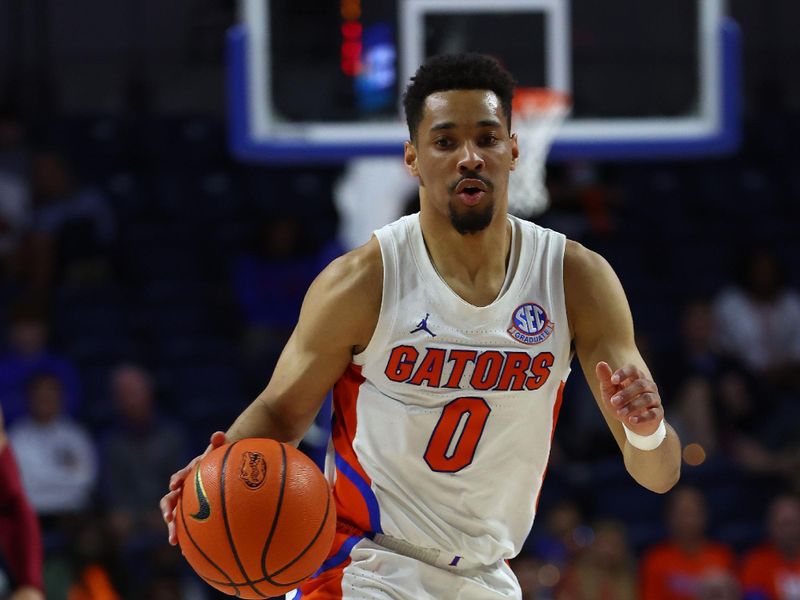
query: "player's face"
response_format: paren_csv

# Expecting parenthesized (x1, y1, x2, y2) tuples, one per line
(404, 90, 518, 235)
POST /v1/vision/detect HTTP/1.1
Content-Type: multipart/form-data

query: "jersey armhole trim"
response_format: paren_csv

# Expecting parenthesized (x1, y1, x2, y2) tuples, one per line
(352, 231, 398, 365)
(552, 231, 572, 364)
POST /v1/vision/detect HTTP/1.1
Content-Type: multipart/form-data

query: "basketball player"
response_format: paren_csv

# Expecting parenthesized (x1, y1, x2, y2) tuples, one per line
(161, 53, 681, 599)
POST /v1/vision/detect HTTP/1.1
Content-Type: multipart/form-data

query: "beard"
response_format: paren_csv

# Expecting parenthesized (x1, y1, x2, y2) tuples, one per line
(446, 170, 496, 235)
(449, 199, 495, 235)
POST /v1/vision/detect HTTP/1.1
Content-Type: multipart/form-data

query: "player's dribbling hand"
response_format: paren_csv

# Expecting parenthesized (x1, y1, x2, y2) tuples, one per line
(595, 362, 664, 437)
(161, 430, 227, 545)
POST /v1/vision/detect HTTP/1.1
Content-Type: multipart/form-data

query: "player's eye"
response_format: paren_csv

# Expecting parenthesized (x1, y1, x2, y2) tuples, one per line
(479, 133, 499, 146)
(434, 137, 453, 149)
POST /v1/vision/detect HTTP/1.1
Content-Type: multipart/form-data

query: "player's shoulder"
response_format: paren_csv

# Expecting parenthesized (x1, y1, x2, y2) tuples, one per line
(300, 238, 383, 351)
(318, 237, 382, 294)
(563, 239, 618, 303)
(309, 237, 383, 315)
(563, 239, 611, 281)
(562, 239, 629, 339)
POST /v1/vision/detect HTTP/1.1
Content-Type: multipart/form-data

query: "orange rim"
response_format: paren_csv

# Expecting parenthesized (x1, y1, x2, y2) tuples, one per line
(512, 87, 571, 116)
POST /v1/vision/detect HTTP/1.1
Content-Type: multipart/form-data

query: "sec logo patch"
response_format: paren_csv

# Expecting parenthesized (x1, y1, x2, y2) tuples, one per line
(508, 302, 554, 345)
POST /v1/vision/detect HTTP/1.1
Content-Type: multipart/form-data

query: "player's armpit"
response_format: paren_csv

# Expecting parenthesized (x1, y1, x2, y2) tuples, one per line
(226, 238, 384, 444)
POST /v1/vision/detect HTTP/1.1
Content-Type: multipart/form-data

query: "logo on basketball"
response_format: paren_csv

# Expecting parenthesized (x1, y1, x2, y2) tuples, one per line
(190, 466, 211, 521)
(508, 302, 554, 345)
(239, 451, 267, 489)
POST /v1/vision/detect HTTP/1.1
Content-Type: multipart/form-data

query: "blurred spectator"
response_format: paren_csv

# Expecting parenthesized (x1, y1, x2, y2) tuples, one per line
(0, 110, 31, 283)
(67, 521, 122, 600)
(0, 110, 28, 173)
(0, 404, 44, 600)
(661, 299, 731, 391)
(671, 376, 719, 457)
(533, 501, 591, 570)
(541, 163, 622, 240)
(234, 215, 322, 392)
(0, 301, 82, 425)
(8, 372, 97, 517)
(0, 170, 31, 281)
(640, 486, 736, 600)
(136, 545, 184, 600)
(669, 368, 785, 474)
(679, 299, 722, 379)
(101, 364, 187, 548)
(143, 575, 183, 600)
(712, 249, 800, 388)
(509, 552, 544, 600)
(663, 299, 740, 457)
(234, 215, 318, 331)
(666, 294, 798, 477)
(714, 370, 800, 480)
(740, 494, 800, 600)
(698, 571, 742, 600)
(26, 150, 116, 289)
(557, 520, 637, 600)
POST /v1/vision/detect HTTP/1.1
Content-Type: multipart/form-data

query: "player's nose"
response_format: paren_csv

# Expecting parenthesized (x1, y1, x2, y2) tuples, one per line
(457, 142, 485, 172)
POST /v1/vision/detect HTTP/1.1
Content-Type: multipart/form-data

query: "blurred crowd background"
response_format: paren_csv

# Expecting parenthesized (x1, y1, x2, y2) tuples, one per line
(1, 1, 800, 599)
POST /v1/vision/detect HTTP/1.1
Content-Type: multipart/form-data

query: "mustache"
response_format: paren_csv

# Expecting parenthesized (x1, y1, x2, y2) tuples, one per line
(448, 172, 494, 193)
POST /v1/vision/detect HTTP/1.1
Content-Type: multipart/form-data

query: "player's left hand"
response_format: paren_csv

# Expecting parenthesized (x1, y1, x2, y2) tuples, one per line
(596, 362, 664, 437)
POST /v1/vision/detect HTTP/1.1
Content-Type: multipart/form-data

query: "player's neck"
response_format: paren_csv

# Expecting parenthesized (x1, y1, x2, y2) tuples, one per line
(418, 208, 511, 306)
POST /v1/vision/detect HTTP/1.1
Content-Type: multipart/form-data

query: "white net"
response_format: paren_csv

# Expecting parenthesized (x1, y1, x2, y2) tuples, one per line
(508, 89, 571, 218)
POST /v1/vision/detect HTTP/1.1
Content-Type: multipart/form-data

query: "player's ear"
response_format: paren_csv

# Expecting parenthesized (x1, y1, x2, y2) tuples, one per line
(404, 141, 420, 177)
(510, 132, 519, 171)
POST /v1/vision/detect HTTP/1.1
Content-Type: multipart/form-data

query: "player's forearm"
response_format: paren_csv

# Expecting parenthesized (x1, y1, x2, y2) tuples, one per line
(224, 395, 307, 447)
(622, 423, 681, 494)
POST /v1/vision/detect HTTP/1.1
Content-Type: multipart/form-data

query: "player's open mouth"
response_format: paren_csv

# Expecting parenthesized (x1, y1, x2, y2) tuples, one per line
(457, 188, 485, 206)
(454, 179, 488, 206)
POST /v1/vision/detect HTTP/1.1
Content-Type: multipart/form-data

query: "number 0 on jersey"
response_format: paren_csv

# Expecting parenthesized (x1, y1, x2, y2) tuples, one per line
(424, 397, 491, 473)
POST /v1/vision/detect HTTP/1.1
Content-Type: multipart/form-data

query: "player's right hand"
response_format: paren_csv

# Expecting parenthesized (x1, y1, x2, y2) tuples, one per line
(161, 430, 227, 546)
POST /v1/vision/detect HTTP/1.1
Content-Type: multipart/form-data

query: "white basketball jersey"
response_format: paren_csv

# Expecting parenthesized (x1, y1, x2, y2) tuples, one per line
(327, 213, 572, 566)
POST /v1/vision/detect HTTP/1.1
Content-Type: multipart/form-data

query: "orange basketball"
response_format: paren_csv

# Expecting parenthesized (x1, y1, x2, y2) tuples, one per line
(176, 438, 336, 598)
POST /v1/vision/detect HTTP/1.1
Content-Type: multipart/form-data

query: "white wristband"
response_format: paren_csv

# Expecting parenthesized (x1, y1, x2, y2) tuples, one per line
(623, 420, 667, 451)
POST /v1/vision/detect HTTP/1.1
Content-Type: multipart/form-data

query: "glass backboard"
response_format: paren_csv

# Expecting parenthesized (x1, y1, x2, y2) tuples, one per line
(227, 0, 740, 162)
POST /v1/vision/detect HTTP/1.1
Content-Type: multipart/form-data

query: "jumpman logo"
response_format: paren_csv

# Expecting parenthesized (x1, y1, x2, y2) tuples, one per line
(410, 313, 436, 337)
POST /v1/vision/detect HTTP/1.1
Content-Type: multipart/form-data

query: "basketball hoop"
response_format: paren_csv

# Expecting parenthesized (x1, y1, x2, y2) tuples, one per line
(509, 88, 572, 217)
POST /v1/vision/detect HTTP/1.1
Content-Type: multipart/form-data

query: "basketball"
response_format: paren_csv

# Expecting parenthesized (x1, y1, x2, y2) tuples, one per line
(175, 438, 336, 598)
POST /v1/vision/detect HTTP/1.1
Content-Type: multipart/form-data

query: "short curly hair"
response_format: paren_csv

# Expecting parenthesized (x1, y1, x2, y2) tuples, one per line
(402, 53, 517, 141)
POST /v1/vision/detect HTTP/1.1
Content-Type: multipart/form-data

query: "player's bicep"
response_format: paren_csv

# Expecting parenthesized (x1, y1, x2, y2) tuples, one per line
(255, 245, 381, 437)
(567, 242, 640, 367)
(266, 315, 353, 418)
